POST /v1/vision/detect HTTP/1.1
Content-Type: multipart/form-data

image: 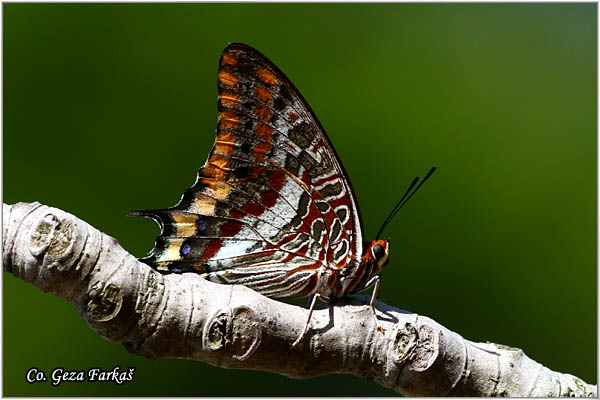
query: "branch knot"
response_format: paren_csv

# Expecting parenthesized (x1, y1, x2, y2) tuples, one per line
(30, 213, 74, 261)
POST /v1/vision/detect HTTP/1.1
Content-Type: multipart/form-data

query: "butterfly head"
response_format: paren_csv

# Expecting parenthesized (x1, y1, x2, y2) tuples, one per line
(338, 239, 389, 297)
(365, 239, 390, 269)
(336, 239, 390, 297)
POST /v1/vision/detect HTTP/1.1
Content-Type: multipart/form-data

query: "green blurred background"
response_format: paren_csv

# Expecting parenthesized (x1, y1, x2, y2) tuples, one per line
(3, 3, 596, 396)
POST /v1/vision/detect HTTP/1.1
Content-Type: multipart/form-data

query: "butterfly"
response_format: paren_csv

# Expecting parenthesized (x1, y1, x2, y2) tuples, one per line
(131, 43, 434, 346)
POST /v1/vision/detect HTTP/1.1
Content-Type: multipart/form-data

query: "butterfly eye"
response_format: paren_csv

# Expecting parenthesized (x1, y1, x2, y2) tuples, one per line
(372, 244, 385, 260)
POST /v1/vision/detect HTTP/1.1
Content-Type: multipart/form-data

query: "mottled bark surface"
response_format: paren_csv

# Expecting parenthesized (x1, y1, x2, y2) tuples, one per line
(3, 202, 596, 397)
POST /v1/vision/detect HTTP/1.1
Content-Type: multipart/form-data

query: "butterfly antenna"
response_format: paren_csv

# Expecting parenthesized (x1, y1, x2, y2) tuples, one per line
(375, 176, 419, 240)
(375, 166, 437, 240)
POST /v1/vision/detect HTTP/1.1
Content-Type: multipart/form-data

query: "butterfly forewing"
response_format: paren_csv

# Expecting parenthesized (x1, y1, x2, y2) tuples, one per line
(136, 43, 364, 299)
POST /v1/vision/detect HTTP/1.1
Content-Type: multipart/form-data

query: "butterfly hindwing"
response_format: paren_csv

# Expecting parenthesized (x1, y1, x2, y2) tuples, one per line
(135, 43, 365, 299)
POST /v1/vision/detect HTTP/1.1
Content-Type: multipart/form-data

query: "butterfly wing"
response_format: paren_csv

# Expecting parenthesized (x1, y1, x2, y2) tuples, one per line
(134, 43, 364, 299)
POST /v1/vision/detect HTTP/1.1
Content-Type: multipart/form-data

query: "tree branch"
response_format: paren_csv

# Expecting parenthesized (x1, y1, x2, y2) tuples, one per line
(3, 201, 596, 397)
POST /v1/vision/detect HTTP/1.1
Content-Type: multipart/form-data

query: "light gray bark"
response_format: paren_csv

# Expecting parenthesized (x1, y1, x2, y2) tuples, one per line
(3, 201, 596, 397)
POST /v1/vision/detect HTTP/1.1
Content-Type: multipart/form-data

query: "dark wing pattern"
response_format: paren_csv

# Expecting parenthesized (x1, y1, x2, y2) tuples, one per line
(135, 43, 364, 299)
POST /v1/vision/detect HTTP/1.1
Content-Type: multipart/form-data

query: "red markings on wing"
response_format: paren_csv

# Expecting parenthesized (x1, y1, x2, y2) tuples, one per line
(260, 188, 279, 208)
(252, 142, 271, 163)
(255, 123, 273, 141)
(301, 170, 311, 186)
(224, 188, 279, 221)
(220, 220, 243, 237)
(269, 169, 286, 191)
(201, 238, 222, 261)
(253, 86, 274, 104)
(314, 138, 326, 151)
(249, 165, 265, 179)
(229, 209, 245, 219)
(242, 203, 266, 217)
(253, 105, 272, 122)
(288, 112, 300, 122)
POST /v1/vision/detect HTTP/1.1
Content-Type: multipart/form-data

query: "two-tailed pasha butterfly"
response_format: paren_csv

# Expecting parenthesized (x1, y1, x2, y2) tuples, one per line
(132, 43, 434, 346)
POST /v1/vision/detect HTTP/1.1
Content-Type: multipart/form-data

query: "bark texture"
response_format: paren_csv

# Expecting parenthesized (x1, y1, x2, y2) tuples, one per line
(3, 201, 596, 397)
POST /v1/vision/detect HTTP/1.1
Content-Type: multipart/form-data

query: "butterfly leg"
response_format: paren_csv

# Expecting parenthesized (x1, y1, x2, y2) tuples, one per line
(364, 273, 381, 313)
(291, 293, 327, 348)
